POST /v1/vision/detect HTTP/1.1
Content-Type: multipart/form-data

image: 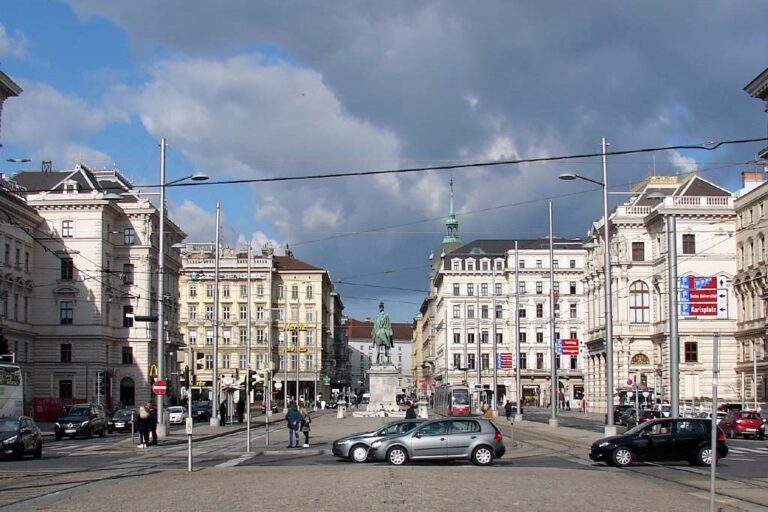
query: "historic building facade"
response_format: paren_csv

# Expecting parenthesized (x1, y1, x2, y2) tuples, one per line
(178, 244, 339, 406)
(583, 174, 739, 413)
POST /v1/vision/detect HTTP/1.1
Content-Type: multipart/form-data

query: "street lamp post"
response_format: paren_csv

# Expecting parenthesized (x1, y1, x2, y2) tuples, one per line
(559, 137, 616, 435)
(549, 200, 558, 428)
(156, 138, 208, 438)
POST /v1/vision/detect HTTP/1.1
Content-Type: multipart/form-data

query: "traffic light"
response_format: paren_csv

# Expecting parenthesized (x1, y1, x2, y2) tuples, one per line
(183, 365, 191, 386)
(248, 370, 264, 390)
(95, 371, 105, 397)
(195, 352, 205, 370)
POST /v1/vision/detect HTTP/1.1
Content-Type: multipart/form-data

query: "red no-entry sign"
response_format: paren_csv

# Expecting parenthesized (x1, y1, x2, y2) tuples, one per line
(151, 379, 167, 395)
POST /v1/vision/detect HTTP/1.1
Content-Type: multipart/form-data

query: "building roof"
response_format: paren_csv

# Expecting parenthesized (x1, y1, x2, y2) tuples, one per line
(12, 164, 134, 196)
(0, 70, 22, 98)
(744, 67, 768, 100)
(347, 318, 412, 341)
(273, 255, 323, 272)
(448, 238, 585, 256)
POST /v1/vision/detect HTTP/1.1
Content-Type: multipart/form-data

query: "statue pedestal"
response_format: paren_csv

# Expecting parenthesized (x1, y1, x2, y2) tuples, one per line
(367, 364, 400, 413)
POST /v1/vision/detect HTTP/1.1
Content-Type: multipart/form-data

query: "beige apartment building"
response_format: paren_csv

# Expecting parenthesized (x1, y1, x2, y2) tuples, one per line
(178, 244, 340, 406)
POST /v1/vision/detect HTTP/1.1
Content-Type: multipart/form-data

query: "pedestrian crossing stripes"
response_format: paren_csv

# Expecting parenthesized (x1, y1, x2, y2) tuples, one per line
(728, 446, 768, 455)
(216, 453, 256, 467)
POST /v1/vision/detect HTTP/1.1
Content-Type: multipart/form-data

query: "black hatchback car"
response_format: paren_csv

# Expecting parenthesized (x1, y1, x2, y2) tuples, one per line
(0, 416, 43, 459)
(589, 418, 728, 467)
(107, 408, 136, 433)
(55, 404, 107, 440)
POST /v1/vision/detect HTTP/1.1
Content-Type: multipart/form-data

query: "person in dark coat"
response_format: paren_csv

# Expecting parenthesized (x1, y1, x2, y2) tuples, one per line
(404, 401, 417, 419)
(148, 402, 158, 445)
(220, 400, 227, 426)
(236, 398, 245, 424)
(136, 405, 151, 448)
(504, 400, 513, 421)
(285, 401, 302, 448)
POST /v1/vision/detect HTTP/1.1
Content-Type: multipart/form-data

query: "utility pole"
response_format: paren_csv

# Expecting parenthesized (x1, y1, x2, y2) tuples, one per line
(549, 201, 558, 427)
(668, 216, 679, 418)
(514, 241, 523, 421)
(211, 203, 221, 426)
(246, 243, 252, 452)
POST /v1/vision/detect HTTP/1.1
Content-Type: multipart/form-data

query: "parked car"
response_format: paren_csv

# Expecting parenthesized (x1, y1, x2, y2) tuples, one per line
(717, 403, 743, 414)
(621, 408, 660, 429)
(55, 404, 107, 440)
(0, 416, 42, 459)
(260, 402, 279, 414)
(191, 402, 211, 421)
(589, 418, 728, 467)
(608, 405, 633, 424)
(370, 418, 505, 466)
(695, 411, 728, 426)
(333, 419, 426, 463)
(168, 406, 187, 425)
(722, 410, 763, 439)
(107, 408, 136, 433)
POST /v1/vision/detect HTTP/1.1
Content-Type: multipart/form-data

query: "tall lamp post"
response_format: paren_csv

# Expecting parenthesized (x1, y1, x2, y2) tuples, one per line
(156, 138, 208, 438)
(559, 137, 616, 435)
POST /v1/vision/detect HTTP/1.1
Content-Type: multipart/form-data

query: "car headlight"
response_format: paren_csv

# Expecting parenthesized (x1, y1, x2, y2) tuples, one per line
(598, 441, 612, 448)
(338, 439, 352, 445)
(371, 441, 382, 448)
(3, 436, 18, 444)
(54, 422, 61, 428)
(81, 421, 90, 427)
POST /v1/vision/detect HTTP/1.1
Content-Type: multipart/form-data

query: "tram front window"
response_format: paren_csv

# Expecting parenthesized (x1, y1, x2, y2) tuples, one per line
(453, 390, 469, 406)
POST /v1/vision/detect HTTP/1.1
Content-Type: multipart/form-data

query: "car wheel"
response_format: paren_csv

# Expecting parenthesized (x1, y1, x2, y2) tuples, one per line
(611, 447, 634, 467)
(387, 446, 408, 466)
(471, 446, 495, 466)
(107, 428, 114, 434)
(695, 447, 713, 466)
(86, 427, 93, 439)
(34, 441, 42, 459)
(55, 433, 62, 441)
(351, 444, 369, 463)
(99, 427, 106, 438)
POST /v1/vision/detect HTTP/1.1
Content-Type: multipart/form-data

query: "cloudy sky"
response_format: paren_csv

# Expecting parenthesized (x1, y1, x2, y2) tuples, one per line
(1, 1, 767, 321)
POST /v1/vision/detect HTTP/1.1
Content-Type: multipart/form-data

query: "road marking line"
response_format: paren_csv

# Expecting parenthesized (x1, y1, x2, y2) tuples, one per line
(215, 453, 256, 467)
(732, 447, 767, 454)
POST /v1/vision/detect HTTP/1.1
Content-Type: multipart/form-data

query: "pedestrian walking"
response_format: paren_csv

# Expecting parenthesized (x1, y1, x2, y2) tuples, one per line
(504, 400, 513, 421)
(285, 401, 301, 448)
(565, 399, 571, 411)
(236, 398, 245, 424)
(405, 401, 417, 419)
(136, 404, 151, 448)
(300, 407, 312, 447)
(148, 402, 158, 445)
(220, 400, 228, 426)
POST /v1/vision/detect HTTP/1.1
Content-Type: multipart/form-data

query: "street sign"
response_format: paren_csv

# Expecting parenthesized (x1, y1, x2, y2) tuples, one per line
(274, 382, 283, 390)
(679, 276, 728, 318)
(185, 417, 193, 435)
(151, 379, 167, 395)
(556, 339, 579, 356)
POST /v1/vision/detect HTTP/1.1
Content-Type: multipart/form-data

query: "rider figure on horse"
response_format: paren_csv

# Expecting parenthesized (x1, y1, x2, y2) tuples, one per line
(371, 301, 394, 365)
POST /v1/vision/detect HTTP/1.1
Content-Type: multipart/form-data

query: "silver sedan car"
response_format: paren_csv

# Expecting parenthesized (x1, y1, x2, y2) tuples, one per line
(370, 418, 505, 466)
(333, 419, 426, 462)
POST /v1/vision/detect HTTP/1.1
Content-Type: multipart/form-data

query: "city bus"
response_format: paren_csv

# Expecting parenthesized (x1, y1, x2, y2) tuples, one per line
(433, 384, 471, 416)
(0, 362, 22, 417)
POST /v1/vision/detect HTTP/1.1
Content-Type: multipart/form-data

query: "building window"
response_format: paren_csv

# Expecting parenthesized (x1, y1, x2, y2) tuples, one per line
(569, 303, 577, 319)
(453, 331, 461, 344)
(206, 330, 214, 345)
(188, 306, 197, 320)
(239, 284, 247, 297)
(481, 330, 489, 343)
(536, 282, 543, 294)
(519, 353, 527, 369)
(222, 305, 231, 320)
(60, 343, 72, 362)
(554, 304, 560, 318)
(684, 342, 698, 363)
(467, 283, 474, 296)
(481, 283, 488, 296)
(223, 354, 230, 368)
(205, 305, 214, 320)
(536, 330, 544, 343)
(495, 304, 503, 319)
(123, 306, 134, 327)
(536, 304, 543, 318)
(222, 329, 231, 345)
(256, 306, 265, 320)
(305, 309, 314, 323)
(59, 380, 73, 399)
(519, 282, 526, 294)
(291, 285, 299, 300)
(256, 329, 265, 343)
(570, 259, 576, 269)
(123, 227, 135, 245)
(570, 281, 577, 294)
(467, 305, 475, 319)
(188, 330, 198, 345)
(629, 281, 650, 323)
(62, 220, 74, 238)
(306, 354, 314, 369)
(481, 261, 489, 271)
(467, 332, 475, 344)
(189, 284, 197, 298)
(519, 260, 525, 269)
(290, 355, 297, 370)
(481, 305, 489, 319)
(466, 260, 475, 271)
(306, 331, 314, 345)
(518, 307, 526, 318)
(632, 242, 645, 262)
(122, 264, 134, 285)
(481, 353, 490, 369)
(536, 352, 544, 369)
(553, 259, 559, 268)
(453, 284, 460, 296)
(536, 259, 542, 268)
(556, 355, 561, 369)
(223, 284, 230, 298)
(240, 305, 247, 320)
(291, 331, 299, 345)
(206, 284, 214, 298)
(306, 285, 313, 299)
(205, 355, 213, 370)
(495, 283, 502, 296)
(452, 261, 460, 271)
(453, 353, 462, 369)
(239, 354, 247, 369)
(453, 305, 461, 319)
(570, 356, 578, 370)
(240, 328, 247, 344)
(60, 301, 74, 325)
(682, 234, 696, 255)
(496, 331, 503, 344)
(519, 331, 527, 343)
(122, 346, 134, 364)
(467, 354, 476, 369)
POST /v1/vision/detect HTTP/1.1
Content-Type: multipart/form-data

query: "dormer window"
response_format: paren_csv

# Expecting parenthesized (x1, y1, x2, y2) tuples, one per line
(63, 181, 78, 193)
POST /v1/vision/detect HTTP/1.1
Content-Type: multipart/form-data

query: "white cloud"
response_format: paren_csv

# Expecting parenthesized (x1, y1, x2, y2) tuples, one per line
(669, 150, 699, 175)
(0, 23, 27, 58)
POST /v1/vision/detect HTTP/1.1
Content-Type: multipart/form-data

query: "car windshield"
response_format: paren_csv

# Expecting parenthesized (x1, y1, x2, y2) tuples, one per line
(452, 390, 469, 406)
(0, 418, 19, 432)
(168, 407, 184, 413)
(64, 406, 90, 417)
(741, 412, 761, 420)
(625, 422, 651, 436)
(114, 410, 132, 418)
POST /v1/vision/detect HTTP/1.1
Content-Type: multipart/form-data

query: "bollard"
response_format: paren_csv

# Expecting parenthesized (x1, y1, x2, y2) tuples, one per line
(417, 400, 429, 419)
(337, 400, 346, 419)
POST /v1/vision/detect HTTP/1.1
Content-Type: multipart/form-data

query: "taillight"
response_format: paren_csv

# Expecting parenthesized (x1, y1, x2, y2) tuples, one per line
(735, 419, 742, 424)
(494, 431, 503, 442)
(717, 428, 726, 441)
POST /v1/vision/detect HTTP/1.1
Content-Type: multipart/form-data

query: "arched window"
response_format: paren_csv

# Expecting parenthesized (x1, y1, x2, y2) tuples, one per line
(629, 281, 650, 323)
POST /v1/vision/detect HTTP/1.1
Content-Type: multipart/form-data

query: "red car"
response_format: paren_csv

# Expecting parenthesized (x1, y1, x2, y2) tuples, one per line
(723, 410, 763, 439)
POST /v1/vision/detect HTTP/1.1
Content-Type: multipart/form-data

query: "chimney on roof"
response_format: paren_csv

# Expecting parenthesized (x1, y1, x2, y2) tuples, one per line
(284, 243, 293, 258)
(41, 160, 52, 173)
(742, 170, 765, 191)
